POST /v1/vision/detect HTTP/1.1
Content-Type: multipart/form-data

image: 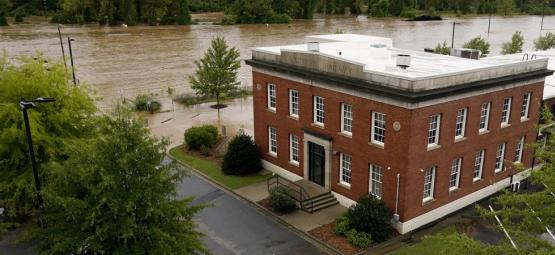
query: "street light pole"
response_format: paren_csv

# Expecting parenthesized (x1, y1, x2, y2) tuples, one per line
(452, 22, 459, 49)
(541, 0, 546, 31)
(57, 24, 68, 77)
(67, 37, 77, 86)
(487, 0, 492, 35)
(20, 97, 56, 228)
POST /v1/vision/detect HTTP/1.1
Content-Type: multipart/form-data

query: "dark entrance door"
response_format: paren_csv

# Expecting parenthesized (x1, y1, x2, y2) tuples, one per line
(308, 142, 325, 186)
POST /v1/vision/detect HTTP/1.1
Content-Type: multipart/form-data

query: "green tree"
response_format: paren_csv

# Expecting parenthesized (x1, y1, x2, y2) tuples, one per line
(463, 36, 490, 57)
(228, 0, 290, 24)
(501, 31, 524, 55)
(368, 0, 390, 17)
(28, 107, 206, 254)
(120, 0, 138, 25)
(189, 36, 241, 107)
(496, 0, 516, 15)
(0, 0, 10, 26)
(142, 0, 172, 25)
(434, 41, 451, 55)
(0, 54, 97, 220)
(534, 32, 555, 50)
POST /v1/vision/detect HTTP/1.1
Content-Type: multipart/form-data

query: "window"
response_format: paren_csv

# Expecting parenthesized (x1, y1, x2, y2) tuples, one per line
(428, 114, 441, 147)
(450, 158, 462, 190)
(495, 143, 506, 173)
(455, 108, 467, 139)
(290, 134, 299, 164)
(340, 153, 352, 186)
(313, 96, 325, 125)
(369, 165, 383, 198)
(289, 89, 299, 117)
(267, 83, 276, 111)
(341, 104, 353, 134)
(423, 167, 436, 202)
(372, 112, 386, 145)
(473, 150, 485, 181)
(514, 136, 525, 162)
(268, 126, 277, 155)
(479, 102, 491, 132)
(501, 97, 512, 126)
(521, 93, 531, 120)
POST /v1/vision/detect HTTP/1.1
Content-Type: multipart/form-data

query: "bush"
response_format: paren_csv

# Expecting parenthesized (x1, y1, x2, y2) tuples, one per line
(346, 229, 372, 248)
(334, 214, 351, 235)
(462, 36, 490, 57)
(534, 32, 555, 51)
(347, 195, 392, 242)
(134, 94, 161, 113)
(400, 7, 416, 18)
(184, 125, 218, 150)
(268, 186, 297, 213)
(200, 144, 211, 156)
(221, 133, 262, 175)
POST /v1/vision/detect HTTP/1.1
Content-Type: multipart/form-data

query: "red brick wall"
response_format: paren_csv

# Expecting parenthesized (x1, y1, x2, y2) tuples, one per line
(252, 70, 543, 223)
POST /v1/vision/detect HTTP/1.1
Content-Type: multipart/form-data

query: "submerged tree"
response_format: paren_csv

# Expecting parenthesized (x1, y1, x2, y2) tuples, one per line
(501, 31, 524, 55)
(534, 32, 555, 51)
(29, 107, 206, 254)
(463, 36, 490, 57)
(189, 36, 241, 108)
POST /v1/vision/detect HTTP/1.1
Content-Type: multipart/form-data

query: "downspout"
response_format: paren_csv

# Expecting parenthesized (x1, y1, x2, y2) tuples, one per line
(394, 173, 400, 221)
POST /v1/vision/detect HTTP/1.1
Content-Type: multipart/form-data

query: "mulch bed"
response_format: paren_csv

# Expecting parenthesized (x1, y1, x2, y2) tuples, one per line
(309, 222, 364, 255)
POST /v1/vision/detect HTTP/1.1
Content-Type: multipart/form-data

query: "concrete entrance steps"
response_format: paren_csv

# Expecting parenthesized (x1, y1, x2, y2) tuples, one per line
(294, 179, 339, 213)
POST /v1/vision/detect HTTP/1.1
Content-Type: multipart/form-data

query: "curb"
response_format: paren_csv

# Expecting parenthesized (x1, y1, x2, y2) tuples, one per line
(167, 152, 343, 255)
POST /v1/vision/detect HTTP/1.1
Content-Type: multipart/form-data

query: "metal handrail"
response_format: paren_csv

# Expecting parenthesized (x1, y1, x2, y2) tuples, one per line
(267, 175, 315, 213)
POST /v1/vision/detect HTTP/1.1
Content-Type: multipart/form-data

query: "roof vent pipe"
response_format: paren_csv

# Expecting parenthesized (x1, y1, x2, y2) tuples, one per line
(396, 54, 411, 70)
(307, 42, 319, 52)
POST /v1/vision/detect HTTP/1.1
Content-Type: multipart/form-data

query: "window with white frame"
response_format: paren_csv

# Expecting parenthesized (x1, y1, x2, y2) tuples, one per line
(313, 96, 325, 125)
(340, 153, 352, 186)
(479, 102, 491, 132)
(450, 158, 462, 190)
(372, 112, 386, 145)
(268, 126, 277, 155)
(267, 83, 276, 111)
(521, 93, 531, 120)
(501, 97, 512, 126)
(369, 165, 383, 198)
(289, 134, 299, 164)
(473, 150, 485, 181)
(423, 166, 436, 202)
(428, 114, 441, 147)
(495, 143, 506, 173)
(341, 103, 353, 134)
(514, 136, 524, 162)
(289, 89, 299, 117)
(455, 108, 467, 139)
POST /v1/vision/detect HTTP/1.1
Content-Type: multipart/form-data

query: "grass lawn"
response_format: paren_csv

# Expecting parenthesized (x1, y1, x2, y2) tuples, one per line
(388, 225, 458, 255)
(169, 145, 270, 190)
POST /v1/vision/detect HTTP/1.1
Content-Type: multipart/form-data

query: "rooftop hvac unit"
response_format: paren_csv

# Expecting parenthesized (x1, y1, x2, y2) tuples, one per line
(450, 48, 481, 60)
(396, 54, 411, 69)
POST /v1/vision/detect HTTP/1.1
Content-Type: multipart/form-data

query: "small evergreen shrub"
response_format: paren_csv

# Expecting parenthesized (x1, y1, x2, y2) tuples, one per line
(184, 125, 218, 150)
(268, 186, 297, 213)
(346, 229, 372, 248)
(334, 214, 351, 235)
(347, 195, 392, 242)
(221, 133, 261, 175)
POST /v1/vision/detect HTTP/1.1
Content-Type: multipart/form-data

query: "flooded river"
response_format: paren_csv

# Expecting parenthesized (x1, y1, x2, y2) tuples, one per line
(1, 14, 554, 144)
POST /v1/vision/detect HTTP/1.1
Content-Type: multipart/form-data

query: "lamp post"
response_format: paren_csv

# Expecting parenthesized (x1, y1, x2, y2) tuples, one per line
(67, 37, 77, 86)
(57, 24, 68, 77)
(487, 0, 493, 35)
(541, 0, 546, 31)
(20, 97, 56, 227)
(451, 22, 461, 49)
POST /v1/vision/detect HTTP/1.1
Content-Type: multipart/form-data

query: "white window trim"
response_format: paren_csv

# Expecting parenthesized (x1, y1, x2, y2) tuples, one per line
(479, 102, 491, 133)
(267, 83, 276, 111)
(449, 158, 462, 191)
(454, 108, 467, 140)
(501, 97, 512, 127)
(289, 134, 299, 165)
(520, 93, 531, 121)
(289, 89, 299, 118)
(313, 96, 325, 126)
(369, 165, 383, 199)
(341, 103, 353, 136)
(494, 143, 506, 173)
(514, 136, 524, 163)
(268, 126, 277, 156)
(339, 153, 352, 187)
(423, 167, 436, 203)
(473, 150, 485, 182)
(371, 111, 386, 146)
(427, 114, 441, 148)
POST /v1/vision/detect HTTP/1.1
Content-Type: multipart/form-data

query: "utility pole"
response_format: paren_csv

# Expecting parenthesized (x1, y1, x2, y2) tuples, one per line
(57, 24, 68, 77)
(67, 37, 77, 86)
(540, 0, 546, 31)
(487, 0, 492, 36)
(452, 22, 459, 49)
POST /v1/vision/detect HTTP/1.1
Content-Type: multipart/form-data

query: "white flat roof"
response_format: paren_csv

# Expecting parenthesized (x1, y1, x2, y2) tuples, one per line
(254, 34, 548, 80)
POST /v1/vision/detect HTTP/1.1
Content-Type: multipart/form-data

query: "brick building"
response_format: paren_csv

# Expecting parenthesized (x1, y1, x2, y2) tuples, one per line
(245, 34, 553, 234)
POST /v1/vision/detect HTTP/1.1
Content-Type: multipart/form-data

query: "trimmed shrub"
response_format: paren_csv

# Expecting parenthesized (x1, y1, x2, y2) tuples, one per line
(346, 229, 372, 248)
(268, 186, 297, 213)
(347, 195, 392, 242)
(334, 214, 351, 235)
(184, 125, 218, 150)
(221, 133, 262, 175)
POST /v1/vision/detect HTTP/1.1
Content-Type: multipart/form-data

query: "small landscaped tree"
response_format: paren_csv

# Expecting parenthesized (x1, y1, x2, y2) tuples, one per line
(463, 36, 490, 57)
(501, 31, 524, 55)
(347, 195, 392, 242)
(189, 36, 241, 108)
(534, 32, 555, 51)
(222, 133, 262, 175)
